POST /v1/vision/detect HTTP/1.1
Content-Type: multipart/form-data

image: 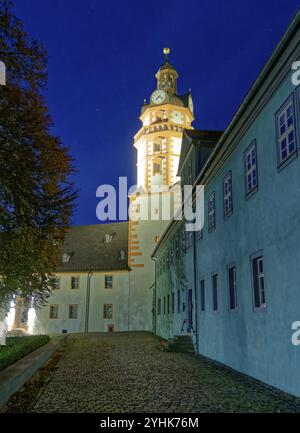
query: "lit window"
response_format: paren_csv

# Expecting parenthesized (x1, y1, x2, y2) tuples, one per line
(228, 266, 237, 311)
(223, 171, 233, 217)
(244, 141, 258, 196)
(276, 96, 297, 165)
(105, 275, 113, 289)
(212, 274, 218, 312)
(208, 192, 215, 231)
(71, 276, 80, 290)
(69, 304, 78, 319)
(252, 253, 266, 310)
(154, 235, 160, 243)
(103, 304, 113, 319)
(49, 304, 59, 319)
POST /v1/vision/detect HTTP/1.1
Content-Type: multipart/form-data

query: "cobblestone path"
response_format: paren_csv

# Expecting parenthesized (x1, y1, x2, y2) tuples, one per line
(6, 332, 300, 412)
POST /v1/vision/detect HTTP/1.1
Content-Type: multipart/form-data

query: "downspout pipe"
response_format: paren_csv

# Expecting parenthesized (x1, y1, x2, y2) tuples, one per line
(85, 270, 93, 333)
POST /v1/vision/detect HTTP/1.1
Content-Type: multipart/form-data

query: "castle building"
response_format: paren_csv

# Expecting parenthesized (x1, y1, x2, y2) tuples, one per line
(153, 12, 300, 397)
(8, 49, 194, 334)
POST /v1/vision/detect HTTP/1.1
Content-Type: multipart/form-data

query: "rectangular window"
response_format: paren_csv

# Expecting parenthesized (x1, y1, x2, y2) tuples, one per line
(153, 162, 161, 174)
(228, 266, 237, 311)
(71, 276, 80, 290)
(53, 276, 61, 290)
(172, 293, 175, 314)
(105, 275, 113, 289)
(177, 290, 181, 313)
(153, 143, 161, 152)
(200, 280, 205, 312)
(223, 171, 233, 217)
(212, 274, 218, 312)
(157, 298, 161, 315)
(167, 294, 170, 315)
(208, 192, 215, 231)
(276, 96, 297, 166)
(103, 304, 113, 319)
(69, 304, 78, 319)
(49, 304, 59, 319)
(252, 254, 266, 310)
(244, 141, 258, 197)
(163, 296, 166, 315)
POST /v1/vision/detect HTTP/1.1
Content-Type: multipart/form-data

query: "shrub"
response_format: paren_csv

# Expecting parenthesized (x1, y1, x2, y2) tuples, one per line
(0, 335, 50, 371)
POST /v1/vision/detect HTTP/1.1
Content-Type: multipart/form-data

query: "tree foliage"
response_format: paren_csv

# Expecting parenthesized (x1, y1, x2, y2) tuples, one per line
(0, 0, 77, 309)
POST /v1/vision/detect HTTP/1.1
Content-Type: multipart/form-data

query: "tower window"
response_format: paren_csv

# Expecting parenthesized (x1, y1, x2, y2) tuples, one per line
(153, 143, 161, 152)
(153, 163, 161, 174)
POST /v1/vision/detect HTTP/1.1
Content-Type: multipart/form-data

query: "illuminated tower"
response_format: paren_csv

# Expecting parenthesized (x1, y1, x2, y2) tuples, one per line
(128, 49, 194, 331)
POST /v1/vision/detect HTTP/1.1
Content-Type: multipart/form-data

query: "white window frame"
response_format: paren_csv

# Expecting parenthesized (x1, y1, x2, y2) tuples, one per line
(49, 304, 59, 319)
(244, 141, 258, 197)
(69, 304, 78, 319)
(105, 275, 113, 289)
(228, 265, 238, 311)
(251, 252, 266, 311)
(276, 96, 297, 166)
(223, 171, 233, 217)
(208, 192, 215, 231)
(71, 276, 80, 290)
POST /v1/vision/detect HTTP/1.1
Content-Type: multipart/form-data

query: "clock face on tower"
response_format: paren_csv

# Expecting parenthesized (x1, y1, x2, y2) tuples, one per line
(151, 89, 166, 104)
(171, 110, 184, 124)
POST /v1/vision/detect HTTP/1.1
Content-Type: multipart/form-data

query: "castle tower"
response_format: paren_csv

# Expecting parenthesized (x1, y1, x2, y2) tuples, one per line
(134, 48, 194, 193)
(127, 49, 194, 331)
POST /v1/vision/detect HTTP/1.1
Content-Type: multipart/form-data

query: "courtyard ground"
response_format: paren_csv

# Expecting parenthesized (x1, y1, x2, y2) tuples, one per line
(2, 332, 300, 413)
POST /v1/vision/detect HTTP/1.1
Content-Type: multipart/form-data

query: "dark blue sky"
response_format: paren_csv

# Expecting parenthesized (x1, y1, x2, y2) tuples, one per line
(14, 0, 300, 225)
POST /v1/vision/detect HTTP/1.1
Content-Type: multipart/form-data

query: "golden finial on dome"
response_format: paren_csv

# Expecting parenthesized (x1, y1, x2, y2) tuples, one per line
(163, 47, 170, 60)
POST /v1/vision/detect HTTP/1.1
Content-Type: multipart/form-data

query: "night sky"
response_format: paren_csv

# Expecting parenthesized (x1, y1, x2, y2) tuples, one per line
(13, 0, 300, 226)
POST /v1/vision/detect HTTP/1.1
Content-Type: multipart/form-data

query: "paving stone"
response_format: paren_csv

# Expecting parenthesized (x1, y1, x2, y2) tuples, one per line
(3, 332, 300, 413)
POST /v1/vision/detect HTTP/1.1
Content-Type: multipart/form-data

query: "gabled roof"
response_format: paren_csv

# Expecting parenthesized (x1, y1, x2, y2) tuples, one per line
(56, 222, 129, 273)
(177, 129, 223, 175)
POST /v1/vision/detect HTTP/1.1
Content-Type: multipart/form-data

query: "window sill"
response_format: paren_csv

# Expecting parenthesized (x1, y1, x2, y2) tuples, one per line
(245, 186, 258, 200)
(223, 210, 233, 220)
(277, 149, 298, 172)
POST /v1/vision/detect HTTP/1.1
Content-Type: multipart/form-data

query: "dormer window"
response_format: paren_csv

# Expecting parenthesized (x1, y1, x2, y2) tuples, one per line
(62, 253, 70, 263)
(103, 234, 113, 243)
(119, 249, 126, 260)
